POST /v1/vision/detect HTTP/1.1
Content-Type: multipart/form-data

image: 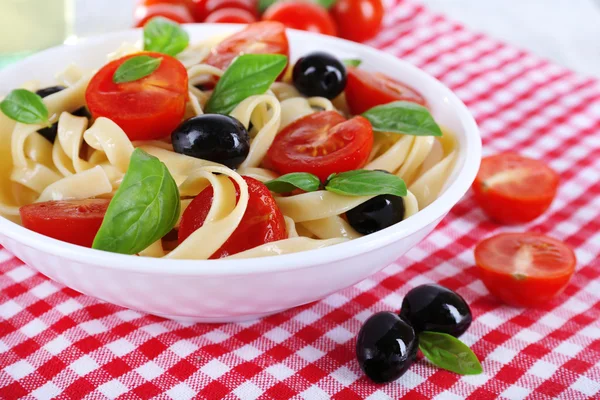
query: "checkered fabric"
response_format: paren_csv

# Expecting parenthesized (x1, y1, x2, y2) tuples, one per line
(2, 0, 600, 398)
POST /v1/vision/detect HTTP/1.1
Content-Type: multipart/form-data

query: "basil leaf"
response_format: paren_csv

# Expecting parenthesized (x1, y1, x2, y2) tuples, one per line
(0, 89, 49, 125)
(362, 101, 442, 136)
(144, 17, 190, 57)
(325, 170, 407, 197)
(314, 0, 337, 8)
(419, 331, 483, 375)
(265, 173, 321, 193)
(93, 148, 180, 255)
(113, 55, 162, 84)
(343, 59, 362, 67)
(206, 54, 288, 115)
(258, 0, 277, 13)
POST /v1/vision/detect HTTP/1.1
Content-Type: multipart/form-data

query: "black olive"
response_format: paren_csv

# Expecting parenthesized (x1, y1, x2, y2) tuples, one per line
(399, 284, 472, 337)
(356, 312, 418, 383)
(292, 52, 347, 99)
(346, 195, 405, 235)
(171, 114, 250, 169)
(35, 86, 90, 143)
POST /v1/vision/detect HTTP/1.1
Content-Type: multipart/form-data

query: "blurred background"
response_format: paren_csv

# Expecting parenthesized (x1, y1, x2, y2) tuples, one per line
(1, 0, 599, 77)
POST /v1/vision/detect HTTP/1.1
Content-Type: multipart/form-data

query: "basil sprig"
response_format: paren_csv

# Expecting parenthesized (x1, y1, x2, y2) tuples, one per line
(113, 55, 162, 84)
(206, 54, 288, 115)
(144, 17, 189, 57)
(265, 173, 321, 193)
(419, 331, 483, 375)
(259, 0, 336, 13)
(343, 59, 362, 67)
(265, 170, 407, 197)
(93, 148, 180, 255)
(362, 101, 442, 137)
(0, 89, 50, 125)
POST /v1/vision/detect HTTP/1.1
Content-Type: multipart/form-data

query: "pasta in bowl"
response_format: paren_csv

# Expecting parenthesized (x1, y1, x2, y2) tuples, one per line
(0, 21, 480, 322)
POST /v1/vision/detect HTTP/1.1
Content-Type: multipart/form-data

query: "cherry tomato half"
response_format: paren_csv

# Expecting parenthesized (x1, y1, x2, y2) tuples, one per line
(472, 153, 559, 225)
(264, 111, 373, 181)
(475, 233, 576, 307)
(86, 52, 189, 141)
(204, 21, 289, 70)
(262, 2, 338, 36)
(20, 199, 110, 248)
(345, 67, 426, 115)
(190, 0, 258, 21)
(178, 176, 287, 258)
(331, 0, 383, 42)
(134, 3, 194, 27)
(205, 7, 257, 23)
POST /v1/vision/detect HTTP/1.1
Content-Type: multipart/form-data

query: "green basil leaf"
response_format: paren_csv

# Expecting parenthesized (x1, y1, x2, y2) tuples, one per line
(343, 59, 362, 67)
(313, 0, 337, 8)
(205, 53, 288, 115)
(143, 16, 190, 57)
(113, 55, 162, 84)
(93, 148, 180, 255)
(258, 0, 278, 13)
(362, 101, 442, 136)
(419, 331, 483, 375)
(0, 89, 49, 125)
(325, 170, 407, 197)
(265, 173, 321, 193)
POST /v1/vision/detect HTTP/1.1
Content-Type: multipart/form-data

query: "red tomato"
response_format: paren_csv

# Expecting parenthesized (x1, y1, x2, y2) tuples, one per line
(262, 2, 338, 36)
(134, 3, 194, 27)
(472, 153, 559, 225)
(204, 21, 289, 70)
(264, 111, 373, 181)
(191, 0, 258, 22)
(86, 52, 188, 141)
(178, 177, 287, 258)
(205, 7, 257, 23)
(20, 199, 110, 248)
(345, 67, 426, 115)
(475, 233, 576, 307)
(331, 0, 383, 42)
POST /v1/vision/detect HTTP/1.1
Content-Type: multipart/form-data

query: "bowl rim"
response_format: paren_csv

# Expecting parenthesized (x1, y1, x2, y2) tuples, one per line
(0, 24, 481, 276)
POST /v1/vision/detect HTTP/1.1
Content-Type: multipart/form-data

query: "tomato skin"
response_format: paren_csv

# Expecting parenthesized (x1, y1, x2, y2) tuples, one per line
(205, 7, 257, 23)
(472, 153, 559, 225)
(331, 0, 383, 42)
(264, 111, 374, 181)
(20, 199, 110, 248)
(190, 0, 258, 21)
(204, 21, 289, 70)
(345, 67, 426, 115)
(86, 52, 188, 141)
(134, 4, 195, 27)
(178, 177, 287, 258)
(475, 233, 576, 307)
(262, 2, 338, 36)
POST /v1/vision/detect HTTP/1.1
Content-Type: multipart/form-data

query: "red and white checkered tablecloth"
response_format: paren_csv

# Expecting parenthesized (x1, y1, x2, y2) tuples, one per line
(2, 0, 600, 398)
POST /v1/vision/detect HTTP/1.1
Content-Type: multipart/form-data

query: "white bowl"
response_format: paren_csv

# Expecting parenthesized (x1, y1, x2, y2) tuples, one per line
(0, 25, 481, 322)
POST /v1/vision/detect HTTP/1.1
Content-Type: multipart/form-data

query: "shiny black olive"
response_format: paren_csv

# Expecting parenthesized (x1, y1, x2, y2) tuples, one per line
(292, 52, 347, 99)
(356, 312, 418, 383)
(346, 195, 405, 235)
(399, 284, 472, 337)
(35, 86, 90, 143)
(171, 114, 250, 169)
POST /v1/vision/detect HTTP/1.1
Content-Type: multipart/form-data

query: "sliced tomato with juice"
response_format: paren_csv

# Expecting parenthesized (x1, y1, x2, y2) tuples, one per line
(475, 233, 576, 307)
(205, 8, 257, 23)
(178, 177, 287, 258)
(86, 52, 188, 141)
(204, 21, 289, 71)
(20, 199, 110, 248)
(264, 111, 373, 181)
(472, 153, 559, 224)
(345, 67, 426, 115)
(134, 3, 195, 27)
(262, 2, 338, 36)
(190, 0, 258, 21)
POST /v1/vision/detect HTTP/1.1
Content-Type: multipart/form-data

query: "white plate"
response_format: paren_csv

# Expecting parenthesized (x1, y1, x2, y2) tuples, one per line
(0, 25, 481, 322)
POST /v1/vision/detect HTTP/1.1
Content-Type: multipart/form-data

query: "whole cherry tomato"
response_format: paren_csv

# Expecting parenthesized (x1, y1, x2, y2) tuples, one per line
(330, 0, 383, 42)
(262, 2, 338, 36)
(205, 7, 257, 23)
(134, 3, 194, 27)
